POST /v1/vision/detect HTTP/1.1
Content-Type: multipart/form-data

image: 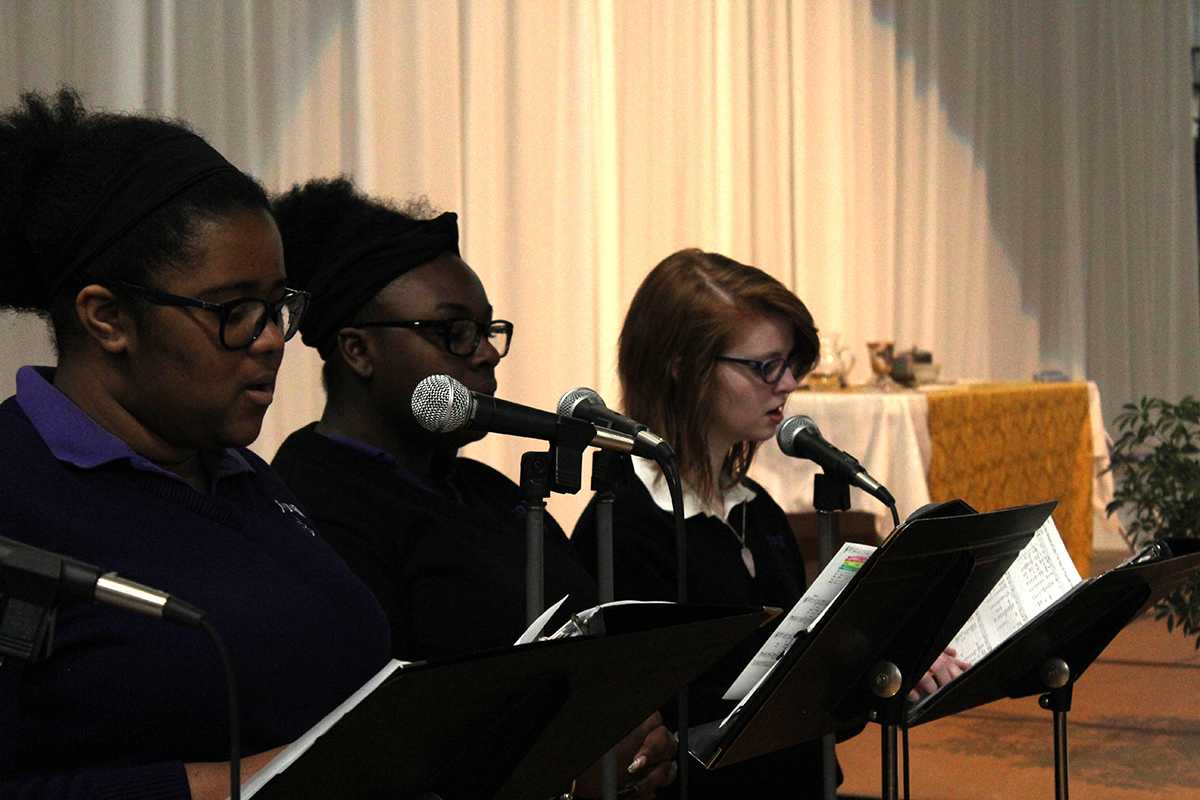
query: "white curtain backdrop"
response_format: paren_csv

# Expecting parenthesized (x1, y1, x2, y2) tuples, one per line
(3, 0, 1197, 529)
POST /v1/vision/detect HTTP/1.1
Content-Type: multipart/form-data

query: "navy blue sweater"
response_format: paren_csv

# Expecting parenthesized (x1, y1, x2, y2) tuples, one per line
(0, 380, 391, 799)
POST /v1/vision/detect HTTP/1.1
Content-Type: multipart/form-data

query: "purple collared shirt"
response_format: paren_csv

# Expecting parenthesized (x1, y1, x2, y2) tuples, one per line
(15, 365, 253, 490)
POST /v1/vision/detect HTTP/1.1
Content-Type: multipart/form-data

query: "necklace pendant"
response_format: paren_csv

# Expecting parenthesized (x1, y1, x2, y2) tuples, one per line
(740, 545, 756, 578)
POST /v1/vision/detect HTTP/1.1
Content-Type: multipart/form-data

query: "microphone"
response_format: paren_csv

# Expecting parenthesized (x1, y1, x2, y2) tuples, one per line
(2, 538, 242, 800)
(776, 415, 896, 508)
(0, 535, 206, 627)
(556, 387, 673, 459)
(412, 374, 660, 459)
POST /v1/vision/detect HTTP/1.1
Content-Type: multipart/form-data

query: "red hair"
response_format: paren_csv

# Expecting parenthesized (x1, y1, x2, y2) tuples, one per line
(619, 249, 819, 502)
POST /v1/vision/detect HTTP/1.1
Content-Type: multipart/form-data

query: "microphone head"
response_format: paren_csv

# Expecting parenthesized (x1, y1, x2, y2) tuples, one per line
(556, 386, 605, 418)
(776, 414, 821, 454)
(411, 374, 473, 433)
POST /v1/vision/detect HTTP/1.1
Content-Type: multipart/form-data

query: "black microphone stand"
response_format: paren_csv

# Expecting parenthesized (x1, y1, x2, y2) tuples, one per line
(813, 472, 906, 800)
(658, 457, 691, 799)
(812, 474, 905, 800)
(812, 471, 850, 800)
(518, 419, 593, 625)
(590, 451, 627, 607)
(585, 441, 691, 799)
(590, 449, 629, 800)
(590, 442, 690, 799)
(519, 450, 551, 625)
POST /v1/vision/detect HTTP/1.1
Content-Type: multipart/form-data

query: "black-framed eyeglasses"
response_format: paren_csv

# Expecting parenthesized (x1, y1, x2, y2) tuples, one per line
(106, 279, 310, 351)
(715, 351, 806, 384)
(354, 318, 514, 358)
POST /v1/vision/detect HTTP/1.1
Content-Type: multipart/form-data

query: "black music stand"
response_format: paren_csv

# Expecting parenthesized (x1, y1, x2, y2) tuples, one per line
(688, 500, 1056, 800)
(906, 537, 1200, 799)
(249, 603, 774, 800)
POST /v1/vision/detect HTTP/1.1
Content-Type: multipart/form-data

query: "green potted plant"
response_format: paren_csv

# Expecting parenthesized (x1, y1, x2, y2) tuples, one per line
(1106, 396, 1200, 648)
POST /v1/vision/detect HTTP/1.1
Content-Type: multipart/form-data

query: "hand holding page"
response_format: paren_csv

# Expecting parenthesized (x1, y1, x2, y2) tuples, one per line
(946, 517, 1082, 664)
(905, 537, 1200, 728)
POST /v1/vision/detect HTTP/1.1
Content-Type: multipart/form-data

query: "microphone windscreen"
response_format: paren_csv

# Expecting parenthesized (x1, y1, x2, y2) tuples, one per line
(776, 414, 821, 454)
(556, 386, 603, 418)
(411, 374, 472, 432)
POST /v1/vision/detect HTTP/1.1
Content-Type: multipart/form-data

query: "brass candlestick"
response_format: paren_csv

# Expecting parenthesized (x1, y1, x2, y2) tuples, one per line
(866, 340, 902, 392)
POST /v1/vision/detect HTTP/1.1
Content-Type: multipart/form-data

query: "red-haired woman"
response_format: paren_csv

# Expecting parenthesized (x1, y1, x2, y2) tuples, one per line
(573, 248, 824, 795)
(574, 249, 966, 797)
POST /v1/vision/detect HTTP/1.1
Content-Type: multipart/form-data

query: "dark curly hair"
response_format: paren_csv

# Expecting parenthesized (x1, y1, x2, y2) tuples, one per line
(272, 177, 438, 389)
(272, 177, 436, 289)
(0, 87, 268, 352)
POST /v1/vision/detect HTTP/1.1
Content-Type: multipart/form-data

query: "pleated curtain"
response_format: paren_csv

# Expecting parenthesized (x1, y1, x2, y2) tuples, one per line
(2, 0, 1196, 527)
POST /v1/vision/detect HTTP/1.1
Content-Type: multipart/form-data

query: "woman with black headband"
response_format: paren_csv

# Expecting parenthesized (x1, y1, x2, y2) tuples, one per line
(0, 90, 390, 798)
(269, 177, 677, 798)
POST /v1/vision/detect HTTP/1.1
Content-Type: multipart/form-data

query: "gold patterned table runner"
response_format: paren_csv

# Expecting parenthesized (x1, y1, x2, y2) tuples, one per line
(925, 382, 1093, 576)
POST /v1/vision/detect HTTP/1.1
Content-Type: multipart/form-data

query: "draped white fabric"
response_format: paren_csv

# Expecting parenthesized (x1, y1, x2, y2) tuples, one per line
(3, 0, 1197, 529)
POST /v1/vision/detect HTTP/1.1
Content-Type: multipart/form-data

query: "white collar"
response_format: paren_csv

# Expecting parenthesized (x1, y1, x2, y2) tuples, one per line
(631, 456, 757, 521)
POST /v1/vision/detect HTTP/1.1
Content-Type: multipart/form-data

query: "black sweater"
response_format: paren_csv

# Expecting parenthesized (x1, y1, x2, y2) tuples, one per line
(573, 457, 828, 798)
(272, 424, 599, 660)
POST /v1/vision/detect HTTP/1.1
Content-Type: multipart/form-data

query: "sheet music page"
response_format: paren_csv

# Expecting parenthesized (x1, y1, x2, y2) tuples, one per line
(240, 658, 409, 798)
(722, 542, 876, 701)
(544, 599, 678, 639)
(719, 658, 780, 728)
(513, 594, 570, 644)
(946, 517, 1082, 665)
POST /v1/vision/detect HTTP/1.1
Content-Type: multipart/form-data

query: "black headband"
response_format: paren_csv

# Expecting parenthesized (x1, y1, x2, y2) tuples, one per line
(46, 131, 240, 294)
(299, 211, 460, 357)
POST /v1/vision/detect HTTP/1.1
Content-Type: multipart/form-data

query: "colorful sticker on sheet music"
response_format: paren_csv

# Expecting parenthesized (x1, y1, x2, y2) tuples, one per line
(839, 555, 868, 572)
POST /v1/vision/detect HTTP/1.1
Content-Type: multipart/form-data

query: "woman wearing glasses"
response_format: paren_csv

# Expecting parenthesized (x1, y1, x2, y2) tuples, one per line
(573, 250, 967, 797)
(269, 177, 677, 798)
(268, 178, 585, 659)
(572, 248, 828, 797)
(0, 90, 390, 798)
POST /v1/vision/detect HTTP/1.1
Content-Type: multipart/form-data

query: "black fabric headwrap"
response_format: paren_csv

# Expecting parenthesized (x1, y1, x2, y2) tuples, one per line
(46, 131, 240, 294)
(299, 211, 460, 357)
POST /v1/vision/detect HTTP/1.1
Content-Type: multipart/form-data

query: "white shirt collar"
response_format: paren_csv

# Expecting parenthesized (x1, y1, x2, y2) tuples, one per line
(631, 456, 757, 521)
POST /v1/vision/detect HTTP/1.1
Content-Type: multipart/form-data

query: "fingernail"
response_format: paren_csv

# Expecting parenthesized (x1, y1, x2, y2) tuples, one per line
(667, 761, 679, 783)
(627, 755, 646, 774)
